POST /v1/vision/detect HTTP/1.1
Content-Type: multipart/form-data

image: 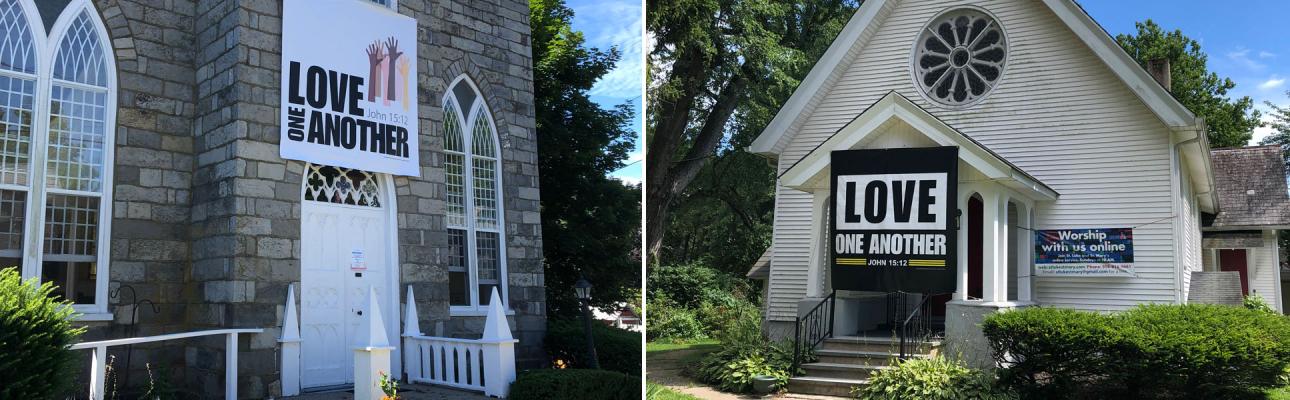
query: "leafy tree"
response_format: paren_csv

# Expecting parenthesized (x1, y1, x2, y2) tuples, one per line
(1114, 20, 1262, 148)
(1261, 91, 1290, 164)
(646, 0, 860, 260)
(531, 0, 640, 317)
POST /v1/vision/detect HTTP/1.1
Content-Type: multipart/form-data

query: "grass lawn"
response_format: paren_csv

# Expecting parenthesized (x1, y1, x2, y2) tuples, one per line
(646, 381, 703, 400)
(1268, 386, 1290, 400)
(646, 338, 720, 353)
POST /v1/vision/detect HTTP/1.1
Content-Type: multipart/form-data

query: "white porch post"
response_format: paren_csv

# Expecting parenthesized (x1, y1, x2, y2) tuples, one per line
(279, 284, 302, 396)
(1017, 204, 1033, 302)
(806, 188, 830, 297)
(481, 287, 517, 398)
(402, 285, 423, 383)
(981, 189, 1003, 303)
(89, 345, 107, 400)
(354, 286, 394, 400)
(226, 332, 240, 399)
(996, 195, 1010, 303)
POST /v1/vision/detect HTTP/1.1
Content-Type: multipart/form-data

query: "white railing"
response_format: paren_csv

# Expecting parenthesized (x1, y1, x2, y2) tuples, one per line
(402, 286, 517, 398)
(70, 328, 264, 400)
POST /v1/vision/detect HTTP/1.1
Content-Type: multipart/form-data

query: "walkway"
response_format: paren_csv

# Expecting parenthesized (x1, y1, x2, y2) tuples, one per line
(284, 383, 488, 400)
(647, 345, 846, 400)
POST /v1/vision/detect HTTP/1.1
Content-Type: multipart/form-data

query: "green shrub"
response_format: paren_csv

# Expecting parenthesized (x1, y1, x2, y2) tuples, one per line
(854, 356, 1016, 400)
(0, 267, 86, 399)
(544, 318, 641, 376)
(689, 305, 797, 393)
(508, 369, 640, 400)
(1245, 294, 1278, 314)
(647, 263, 752, 310)
(983, 304, 1290, 399)
(646, 302, 706, 341)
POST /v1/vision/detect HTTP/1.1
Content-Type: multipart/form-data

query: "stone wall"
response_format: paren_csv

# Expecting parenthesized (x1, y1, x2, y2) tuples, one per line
(74, 0, 543, 397)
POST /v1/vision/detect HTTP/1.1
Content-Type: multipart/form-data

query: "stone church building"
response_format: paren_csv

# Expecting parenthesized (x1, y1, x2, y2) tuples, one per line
(1, 0, 544, 397)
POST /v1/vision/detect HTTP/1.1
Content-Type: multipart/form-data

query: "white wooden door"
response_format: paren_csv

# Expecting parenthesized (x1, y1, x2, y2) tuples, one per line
(299, 166, 395, 388)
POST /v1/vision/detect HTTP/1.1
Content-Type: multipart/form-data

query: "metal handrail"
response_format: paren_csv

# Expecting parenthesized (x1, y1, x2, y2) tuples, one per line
(792, 290, 836, 370)
(895, 292, 932, 360)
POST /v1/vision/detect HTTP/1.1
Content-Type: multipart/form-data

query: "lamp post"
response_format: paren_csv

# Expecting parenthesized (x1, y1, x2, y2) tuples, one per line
(575, 277, 600, 369)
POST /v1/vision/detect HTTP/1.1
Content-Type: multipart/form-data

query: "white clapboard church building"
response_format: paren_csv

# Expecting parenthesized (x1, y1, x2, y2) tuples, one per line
(744, 0, 1287, 395)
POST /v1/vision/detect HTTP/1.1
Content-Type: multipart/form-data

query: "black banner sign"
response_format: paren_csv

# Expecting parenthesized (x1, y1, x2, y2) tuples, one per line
(830, 147, 958, 292)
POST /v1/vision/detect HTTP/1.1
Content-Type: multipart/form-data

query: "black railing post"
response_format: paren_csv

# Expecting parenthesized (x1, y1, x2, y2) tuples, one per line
(793, 317, 802, 369)
(827, 290, 836, 338)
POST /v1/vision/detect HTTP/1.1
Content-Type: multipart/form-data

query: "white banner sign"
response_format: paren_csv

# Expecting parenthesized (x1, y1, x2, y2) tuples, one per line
(280, 0, 419, 176)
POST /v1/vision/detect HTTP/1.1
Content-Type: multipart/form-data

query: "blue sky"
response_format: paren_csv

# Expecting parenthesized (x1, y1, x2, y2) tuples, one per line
(1070, 1, 1289, 144)
(566, 0, 644, 185)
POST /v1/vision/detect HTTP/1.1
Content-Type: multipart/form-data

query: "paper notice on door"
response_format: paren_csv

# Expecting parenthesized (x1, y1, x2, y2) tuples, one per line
(350, 249, 367, 271)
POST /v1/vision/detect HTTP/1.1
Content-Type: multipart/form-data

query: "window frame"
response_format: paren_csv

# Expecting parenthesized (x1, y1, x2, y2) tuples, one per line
(9, 0, 116, 318)
(443, 75, 508, 316)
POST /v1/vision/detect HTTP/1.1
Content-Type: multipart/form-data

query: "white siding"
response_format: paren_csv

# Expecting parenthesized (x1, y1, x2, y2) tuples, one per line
(1179, 163, 1202, 302)
(1250, 230, 1282, 311)
(767, 0, 1181, 320)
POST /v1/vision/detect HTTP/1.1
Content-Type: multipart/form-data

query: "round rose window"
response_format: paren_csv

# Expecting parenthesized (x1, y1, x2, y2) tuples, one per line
(913, 8, 1007, 107)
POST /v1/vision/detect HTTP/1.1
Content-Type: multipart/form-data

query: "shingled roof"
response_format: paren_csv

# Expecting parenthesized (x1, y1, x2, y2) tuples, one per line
(1204, 145, 1290, 229)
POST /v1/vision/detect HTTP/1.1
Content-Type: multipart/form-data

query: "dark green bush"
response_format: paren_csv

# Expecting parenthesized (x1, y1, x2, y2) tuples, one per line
(508, 369, 640, 400)
(544, 318, 641, 376)
(0, 267, 86, 399)
(983, 304, 1290, 399)
(854, 356, 1016, 400)
(647, 263, 752, 311)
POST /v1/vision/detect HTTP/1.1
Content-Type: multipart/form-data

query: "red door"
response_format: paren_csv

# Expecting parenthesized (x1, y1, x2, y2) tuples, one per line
(967, 196, 983, 300)
(1219, 249, 1249, 295)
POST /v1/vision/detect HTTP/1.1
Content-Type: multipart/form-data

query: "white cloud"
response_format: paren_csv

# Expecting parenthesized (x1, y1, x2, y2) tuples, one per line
(1228, 48, 1268, 71)
(567, 1, 643, 101)
(626, 150, 644, 163)
(612, 174, 641, 185)
(1259, 51, 1277, 59)
(1250, 114, 1278, 145)
(1259, 76, 1287, 91)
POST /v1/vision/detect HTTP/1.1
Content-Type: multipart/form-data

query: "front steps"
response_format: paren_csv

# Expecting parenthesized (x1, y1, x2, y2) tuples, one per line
(787, 335, 941, 397)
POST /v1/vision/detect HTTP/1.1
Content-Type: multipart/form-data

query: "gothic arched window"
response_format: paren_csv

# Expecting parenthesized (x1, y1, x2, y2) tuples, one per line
(443, 75, 507, 311)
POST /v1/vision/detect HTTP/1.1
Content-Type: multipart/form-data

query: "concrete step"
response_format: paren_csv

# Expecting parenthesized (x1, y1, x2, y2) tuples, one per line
(800, 362, 889, 380)
(820, 336, 942, 353)
(787, 376, 867, 397)
(813, 349, 929, 366)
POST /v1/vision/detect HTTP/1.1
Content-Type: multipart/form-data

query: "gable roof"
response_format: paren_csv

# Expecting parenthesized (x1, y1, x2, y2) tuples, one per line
(748, 0, 1203, 157)
(1203, 146, 1290, 229)
(778, 91, 1058, 200)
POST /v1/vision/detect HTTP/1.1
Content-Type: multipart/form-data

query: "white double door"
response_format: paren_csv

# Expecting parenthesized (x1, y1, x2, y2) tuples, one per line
(300, 200, 397, 388)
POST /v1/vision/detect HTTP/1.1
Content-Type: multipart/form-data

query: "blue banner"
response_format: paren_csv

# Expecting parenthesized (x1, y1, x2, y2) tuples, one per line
(1034, 228, 1134, 277)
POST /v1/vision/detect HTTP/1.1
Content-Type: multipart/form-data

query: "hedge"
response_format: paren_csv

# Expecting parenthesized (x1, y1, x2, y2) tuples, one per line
(544, 318, 641, 376)
(983, 304, 1290, 399)
(508, 369, 640, 400)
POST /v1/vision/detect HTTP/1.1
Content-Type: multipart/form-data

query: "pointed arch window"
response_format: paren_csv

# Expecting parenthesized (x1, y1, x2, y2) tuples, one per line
(443, 76, 506, 312)
(0, 0, 115, 316)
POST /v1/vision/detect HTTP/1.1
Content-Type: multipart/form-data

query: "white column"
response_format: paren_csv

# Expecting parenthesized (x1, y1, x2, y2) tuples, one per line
(1017, 204, 1033, 302)
(89, 346, 107, 400)
(355, 286, 394, 400)
(956, 188, 973, 301)
(279, 284, 301, 396)
(981, 189, 1002, 303)
(806, 188, 830, 297)
(996, 195, 1010, 303)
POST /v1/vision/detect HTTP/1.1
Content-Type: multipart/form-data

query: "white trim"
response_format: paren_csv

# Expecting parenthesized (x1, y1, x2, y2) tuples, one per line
(12, 0, 116, 316)
(777, 91, 1057, 201)
(750, 0, 1204, 158)
(444, 74, 509, 313)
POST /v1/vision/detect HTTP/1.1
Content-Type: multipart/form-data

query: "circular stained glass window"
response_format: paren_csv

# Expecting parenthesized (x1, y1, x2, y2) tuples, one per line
(913, 8, 1007, 107)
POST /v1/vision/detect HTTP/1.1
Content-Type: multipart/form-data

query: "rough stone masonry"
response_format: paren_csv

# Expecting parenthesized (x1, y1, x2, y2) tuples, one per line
(72, 0, 545, 398)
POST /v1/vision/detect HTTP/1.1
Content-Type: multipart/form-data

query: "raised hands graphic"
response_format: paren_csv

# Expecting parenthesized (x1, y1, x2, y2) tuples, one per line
(385, 37, 403, 104)
(366, 41, 386, 101)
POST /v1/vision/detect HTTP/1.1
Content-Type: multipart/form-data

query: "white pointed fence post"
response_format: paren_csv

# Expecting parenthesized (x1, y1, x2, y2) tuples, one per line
(481, 287, 518, 398)
(402, 285, 423, 383)
(355, 286, 394, 400)
(279, 284, 302, 396)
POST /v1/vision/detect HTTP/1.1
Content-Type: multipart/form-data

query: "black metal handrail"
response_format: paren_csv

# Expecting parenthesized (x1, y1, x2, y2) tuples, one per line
(792, 290, 836, 370)
(892, 291, 932, 360)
